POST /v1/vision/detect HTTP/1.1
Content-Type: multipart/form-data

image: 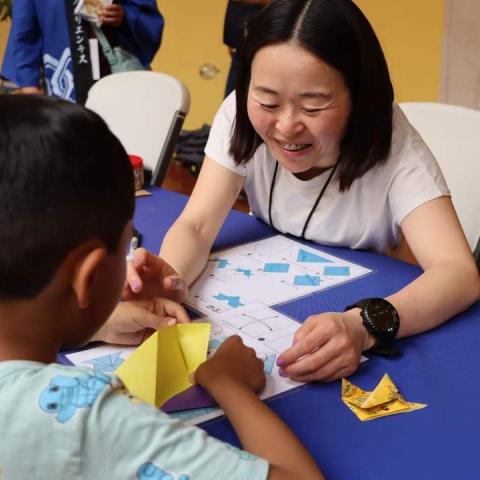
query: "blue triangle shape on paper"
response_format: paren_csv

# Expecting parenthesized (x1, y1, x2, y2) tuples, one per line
(297, 249, 333, 263)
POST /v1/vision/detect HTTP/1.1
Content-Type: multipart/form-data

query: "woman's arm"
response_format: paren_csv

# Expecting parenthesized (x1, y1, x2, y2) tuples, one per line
(386, 196, 479, 336)
(160, 156, 245, 286)
(278, 196, 479, 382)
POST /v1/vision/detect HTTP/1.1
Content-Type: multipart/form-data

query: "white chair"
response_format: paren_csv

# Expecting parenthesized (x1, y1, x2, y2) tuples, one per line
(399, 102, 480, 255)
(86, 71, 190, 186)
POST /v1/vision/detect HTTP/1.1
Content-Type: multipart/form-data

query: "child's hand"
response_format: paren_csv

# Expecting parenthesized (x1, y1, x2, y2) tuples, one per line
(99, 4, 124, 27)
(122, 248, 188, 304)
(195, 336, 266, 393)
(92, 298, 190, 345)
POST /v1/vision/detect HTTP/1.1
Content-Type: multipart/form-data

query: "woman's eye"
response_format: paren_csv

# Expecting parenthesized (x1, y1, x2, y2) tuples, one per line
(260, 103, 278, 110)
(303, 108, 322, 114)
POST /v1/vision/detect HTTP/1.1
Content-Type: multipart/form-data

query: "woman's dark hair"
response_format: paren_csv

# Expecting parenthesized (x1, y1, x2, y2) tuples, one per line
(0, 94, 134, 299)
(230, 0, 394, 190)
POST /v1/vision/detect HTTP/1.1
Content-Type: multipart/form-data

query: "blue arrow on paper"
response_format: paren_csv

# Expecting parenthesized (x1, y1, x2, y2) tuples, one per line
(235, 268, 253, 278)
(213, 293, 244, 308)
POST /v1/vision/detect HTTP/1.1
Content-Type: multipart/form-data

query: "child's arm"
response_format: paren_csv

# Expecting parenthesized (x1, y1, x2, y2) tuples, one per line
(195, 336, 324, 480)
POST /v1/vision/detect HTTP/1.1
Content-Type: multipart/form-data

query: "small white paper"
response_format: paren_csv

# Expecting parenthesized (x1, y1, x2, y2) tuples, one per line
(74, 0, 113, 27)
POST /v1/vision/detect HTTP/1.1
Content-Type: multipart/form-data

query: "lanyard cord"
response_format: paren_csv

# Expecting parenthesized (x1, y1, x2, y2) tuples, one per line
(268, 161, 339, 239)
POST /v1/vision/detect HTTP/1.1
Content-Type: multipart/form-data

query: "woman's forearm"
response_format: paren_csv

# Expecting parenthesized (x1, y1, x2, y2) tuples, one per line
(388, 259, 479, 338)
(160, 219, 213, 286)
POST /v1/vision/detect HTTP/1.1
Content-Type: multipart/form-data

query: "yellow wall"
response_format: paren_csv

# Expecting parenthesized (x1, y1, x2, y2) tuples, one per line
(356, 0, 444, 102)
(154, 0, 230, 130)
(0, 19, 9, 65)
(0, 1, 444, 125)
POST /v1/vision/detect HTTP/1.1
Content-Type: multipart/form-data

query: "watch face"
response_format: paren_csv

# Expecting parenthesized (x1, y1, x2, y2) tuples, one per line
(367, 300, 397, 331)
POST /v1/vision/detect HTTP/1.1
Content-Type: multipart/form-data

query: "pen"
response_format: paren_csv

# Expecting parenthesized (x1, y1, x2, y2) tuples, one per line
(127, 235, 138, 262)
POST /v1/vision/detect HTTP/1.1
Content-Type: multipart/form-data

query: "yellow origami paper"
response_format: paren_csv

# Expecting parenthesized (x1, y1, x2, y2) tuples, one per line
(342, 373, 426, 421)
(115, 323, 211, 408)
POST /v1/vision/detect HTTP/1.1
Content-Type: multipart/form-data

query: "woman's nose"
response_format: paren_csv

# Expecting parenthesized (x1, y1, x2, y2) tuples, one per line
(275, 110, 304, 136)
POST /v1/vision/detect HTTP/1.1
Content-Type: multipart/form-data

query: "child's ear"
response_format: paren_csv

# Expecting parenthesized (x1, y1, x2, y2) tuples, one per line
(71, 245, 108, 309)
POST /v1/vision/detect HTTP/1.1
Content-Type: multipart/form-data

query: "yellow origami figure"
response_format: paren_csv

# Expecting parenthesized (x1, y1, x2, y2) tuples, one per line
(116, 323, 211, 407)
(342, 373, 426, 421)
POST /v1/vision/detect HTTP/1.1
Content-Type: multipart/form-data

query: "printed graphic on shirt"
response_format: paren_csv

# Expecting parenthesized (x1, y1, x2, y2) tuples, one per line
(137, 461, 190, 480)
(38, 371, 111, 423)
(43, 48, 75, 101)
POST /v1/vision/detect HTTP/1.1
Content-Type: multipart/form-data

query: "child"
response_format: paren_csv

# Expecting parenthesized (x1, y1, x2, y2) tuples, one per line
(0, 95, 322, 479)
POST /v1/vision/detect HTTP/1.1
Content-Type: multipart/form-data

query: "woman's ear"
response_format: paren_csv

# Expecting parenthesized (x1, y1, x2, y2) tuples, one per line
(71, 245, 108, 309)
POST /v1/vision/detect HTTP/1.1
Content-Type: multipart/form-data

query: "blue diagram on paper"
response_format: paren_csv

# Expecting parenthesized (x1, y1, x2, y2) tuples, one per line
(263, 354, 276, 375)
(297, 249, 333, 263)
(214, 258, 229, 269)
(235, 268, 253, 278)
(324, 266, 351, 276)
(213, 293, 244, 308)
(208, 337, 225, 351)
(85, 352, 124, 373)
(263, 263, 290, 273)
(294, 274, 321, 286)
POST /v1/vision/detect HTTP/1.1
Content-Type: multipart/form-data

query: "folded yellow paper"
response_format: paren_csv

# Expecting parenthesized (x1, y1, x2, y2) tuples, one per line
(342, 373, 426, 421)
(115, 323, 211, 407)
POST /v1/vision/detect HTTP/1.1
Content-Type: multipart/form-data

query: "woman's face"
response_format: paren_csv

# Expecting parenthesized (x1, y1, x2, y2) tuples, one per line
(247, 42, 352, 178)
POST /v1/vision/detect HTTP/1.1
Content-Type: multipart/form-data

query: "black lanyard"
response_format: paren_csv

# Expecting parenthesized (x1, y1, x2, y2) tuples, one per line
(268, 161, 338, 239)
(64, 0, 94, 104)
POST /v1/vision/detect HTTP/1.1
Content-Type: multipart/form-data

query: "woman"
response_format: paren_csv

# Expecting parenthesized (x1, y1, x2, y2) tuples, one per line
(125, 0, 479, 381)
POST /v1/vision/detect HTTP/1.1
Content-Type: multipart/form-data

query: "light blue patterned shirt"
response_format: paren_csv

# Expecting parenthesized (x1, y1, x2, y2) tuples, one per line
(0, 361, 269, 479)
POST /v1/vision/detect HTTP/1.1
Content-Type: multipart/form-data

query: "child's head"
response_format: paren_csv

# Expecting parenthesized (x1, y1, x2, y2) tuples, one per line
(0, 95, 134, 345)
(230, 0, 394, 190)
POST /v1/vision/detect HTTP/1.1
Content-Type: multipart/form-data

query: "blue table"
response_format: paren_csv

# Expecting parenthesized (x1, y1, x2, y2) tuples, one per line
(135, 188, 480, 478)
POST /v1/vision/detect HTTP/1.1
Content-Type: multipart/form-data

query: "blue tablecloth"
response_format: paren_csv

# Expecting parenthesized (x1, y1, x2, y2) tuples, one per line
(115, 188, 480, 478)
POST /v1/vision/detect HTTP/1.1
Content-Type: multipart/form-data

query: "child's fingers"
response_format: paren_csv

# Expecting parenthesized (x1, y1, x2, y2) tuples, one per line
(163, 275, 188, 302)
(132, 247, 149, 269)
(159, 299, 190, 324)
(125, 260, 143, 295)
(135, 308, 178, 331)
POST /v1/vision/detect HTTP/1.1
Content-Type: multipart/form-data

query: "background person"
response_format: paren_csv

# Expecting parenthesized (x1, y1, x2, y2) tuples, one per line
(1, 0, 164, 103)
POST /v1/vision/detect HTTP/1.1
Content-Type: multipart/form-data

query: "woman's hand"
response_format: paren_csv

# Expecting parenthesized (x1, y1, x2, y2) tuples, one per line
(277, 310, 373, 382)
(123, 248, 188, 304)
(92, 298, 190, 345)
(99, 4, 124, 27)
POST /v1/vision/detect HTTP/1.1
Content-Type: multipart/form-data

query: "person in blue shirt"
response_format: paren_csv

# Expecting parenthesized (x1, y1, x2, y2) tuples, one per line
(0, 94, 323, 480)
(1, 0, 164, 103)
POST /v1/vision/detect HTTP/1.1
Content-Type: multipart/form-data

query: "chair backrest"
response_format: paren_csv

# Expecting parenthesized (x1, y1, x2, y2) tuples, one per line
(86, 71, 190, 186)
(399, 102, 480, 251)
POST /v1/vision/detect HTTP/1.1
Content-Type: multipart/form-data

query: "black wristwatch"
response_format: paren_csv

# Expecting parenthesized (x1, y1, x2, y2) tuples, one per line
(345, 298, 400, 356)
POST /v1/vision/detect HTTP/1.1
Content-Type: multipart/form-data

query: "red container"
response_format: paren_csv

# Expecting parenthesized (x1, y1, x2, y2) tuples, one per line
(128, 155, 144, 191)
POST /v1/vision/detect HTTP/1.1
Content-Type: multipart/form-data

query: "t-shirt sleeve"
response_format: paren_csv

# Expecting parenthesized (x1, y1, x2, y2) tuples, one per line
(388, 127, 450, 227)
(204, 92, 248, 177)
(83, 383, 269, 480)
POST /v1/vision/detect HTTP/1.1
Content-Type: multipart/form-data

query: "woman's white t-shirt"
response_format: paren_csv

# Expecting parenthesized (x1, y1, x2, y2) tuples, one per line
(205, 93, 449, 254)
